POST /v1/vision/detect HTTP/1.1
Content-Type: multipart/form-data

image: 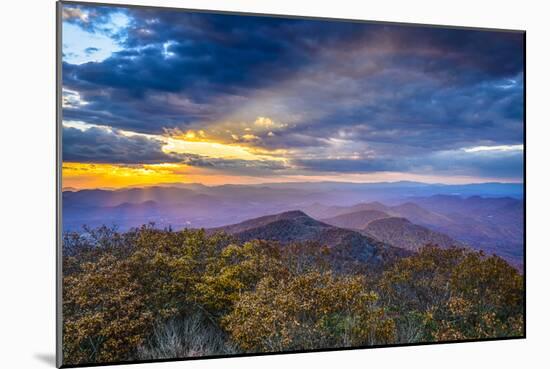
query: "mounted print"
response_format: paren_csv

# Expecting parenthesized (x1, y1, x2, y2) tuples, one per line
(57, 1, 526, 367)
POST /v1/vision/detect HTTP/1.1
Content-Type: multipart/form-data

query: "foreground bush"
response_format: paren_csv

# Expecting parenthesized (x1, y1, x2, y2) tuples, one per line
(223, 271, 394, 352)
(137, 313, 235, 359)
(380, 245, 524, 343)
(62, 227, 524, 365)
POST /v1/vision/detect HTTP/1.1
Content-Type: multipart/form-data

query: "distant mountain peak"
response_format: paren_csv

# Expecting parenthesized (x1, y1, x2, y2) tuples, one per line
(210, 210, 409, 265)
(364, 216, 459, 251)
(374, 216, 411, 225)
(322, 209, 391, 230)
(277, 210, 309, 219)
(392, 202, 423, 210)
(367, 201, 386, 207)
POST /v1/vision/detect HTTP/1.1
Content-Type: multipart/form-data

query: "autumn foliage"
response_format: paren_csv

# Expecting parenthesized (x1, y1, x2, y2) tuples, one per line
(62, 226, 524, 365)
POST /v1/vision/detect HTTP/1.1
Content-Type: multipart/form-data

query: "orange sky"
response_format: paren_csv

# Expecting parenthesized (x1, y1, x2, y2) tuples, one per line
(60, 7, 524, 191)
(62, 162, 277, 189)
(62, 161, 522, 190)
(62, 121, 524, 190)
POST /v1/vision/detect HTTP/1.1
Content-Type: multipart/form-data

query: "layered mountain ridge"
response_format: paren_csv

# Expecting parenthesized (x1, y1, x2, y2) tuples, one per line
(62, 183, 524, 267)
(211, 210, 410, 266)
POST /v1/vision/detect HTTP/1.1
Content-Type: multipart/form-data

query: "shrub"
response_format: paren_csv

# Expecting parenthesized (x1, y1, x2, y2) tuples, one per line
(223, 271, 395, 352)
(137, 312, 235, 360)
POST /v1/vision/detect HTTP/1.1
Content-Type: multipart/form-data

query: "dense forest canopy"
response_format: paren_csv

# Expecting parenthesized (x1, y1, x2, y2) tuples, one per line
(62, 225, 524, 365)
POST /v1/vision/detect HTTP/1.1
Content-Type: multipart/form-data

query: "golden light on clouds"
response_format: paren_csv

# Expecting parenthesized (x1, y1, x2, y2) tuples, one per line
(161, 124, 288, 162)
(240, 134, 260, 141)
(61, 120, 296, 189)
(162, 136, 280, 161)
(165, 116, 289, 147)
(253, 116, 287, 130)
(165, 128, 208, 142)
(62, 162, 286, 189)
(64, 120, 287, 162)
(62, 163, 188, 189)
(62, 118, 519, 191)
(63, 161, 511, 191)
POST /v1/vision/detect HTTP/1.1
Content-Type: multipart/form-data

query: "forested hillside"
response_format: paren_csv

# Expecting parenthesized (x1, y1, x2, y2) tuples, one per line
(62, 225, 524, 365)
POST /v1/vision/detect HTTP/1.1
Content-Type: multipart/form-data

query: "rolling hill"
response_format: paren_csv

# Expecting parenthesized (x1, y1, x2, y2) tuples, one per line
(322, 209, 391, 229)
(362, 217, 460, 251)
(303, 202, 389, 219)
(211, 210, 410, 266)
(306, 196, 524, 267)
(61, 185, 523, 268)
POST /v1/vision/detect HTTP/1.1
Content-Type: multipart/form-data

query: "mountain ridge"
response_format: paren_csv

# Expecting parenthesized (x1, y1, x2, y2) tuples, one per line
(210, 210, 411, 266)
(362, 216, 460, 251)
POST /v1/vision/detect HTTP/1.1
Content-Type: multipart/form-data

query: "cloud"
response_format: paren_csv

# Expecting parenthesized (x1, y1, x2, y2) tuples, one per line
(253, 116, 287, 131)
(61, 3, 524, 181)
(463, 144, 523, 153)
(62, 126, 181, 164)
(62, 124, 288, 175)
(178, 155, 287, 173)
(240, 134, 261, 142)
(62, 7, 89, 22)
(84, 47, 100, 55)
(62, 89, 88, 108)
(62, 4, 130, 37)
(427, 147, 524, 178)
(247, 69, 524, 156)
(61, 12, 323, 133)
(294, 146, 524, 179)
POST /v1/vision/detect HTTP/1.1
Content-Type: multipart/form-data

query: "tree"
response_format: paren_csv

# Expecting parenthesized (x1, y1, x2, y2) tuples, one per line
(379, 245, 524, 342)
(62, 227, 524, 364)
(223, 271, 395, 352)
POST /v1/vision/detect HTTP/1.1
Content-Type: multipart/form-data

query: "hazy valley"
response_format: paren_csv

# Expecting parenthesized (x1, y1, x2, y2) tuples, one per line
(63, 181, 524, 267)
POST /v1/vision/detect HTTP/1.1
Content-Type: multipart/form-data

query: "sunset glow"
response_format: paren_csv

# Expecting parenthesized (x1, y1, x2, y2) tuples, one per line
(61, 4, 524, 189)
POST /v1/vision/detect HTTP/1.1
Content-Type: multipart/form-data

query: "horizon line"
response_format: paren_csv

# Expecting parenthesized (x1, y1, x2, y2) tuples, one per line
(61, 179, 524, 192)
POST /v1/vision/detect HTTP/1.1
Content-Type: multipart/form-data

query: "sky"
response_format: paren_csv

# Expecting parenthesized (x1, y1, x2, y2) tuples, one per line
(61, 3, 525, 189)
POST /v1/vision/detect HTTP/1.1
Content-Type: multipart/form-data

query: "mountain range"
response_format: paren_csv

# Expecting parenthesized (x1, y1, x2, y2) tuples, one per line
(211, 210, 410, 267)
(307, 197, 523, 268)
(322, 209, 459, 251)
(62, 181, 524, 268)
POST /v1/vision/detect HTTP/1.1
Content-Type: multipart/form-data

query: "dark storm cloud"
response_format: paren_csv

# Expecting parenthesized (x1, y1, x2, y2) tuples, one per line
(62, 4, 129, 39)
(260, 71, 524, 154)
(84, 47, 99, 55)
(62, 126, 181, 164)
(64, 5, 521, 135)
(62, 125, 287, 172)
(62, 3, 524, 179)
(62, 7, 365, 132)
(388, 27, 524, 83)
(181, 155, 288, 173)
(294, 148, 523, 179)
